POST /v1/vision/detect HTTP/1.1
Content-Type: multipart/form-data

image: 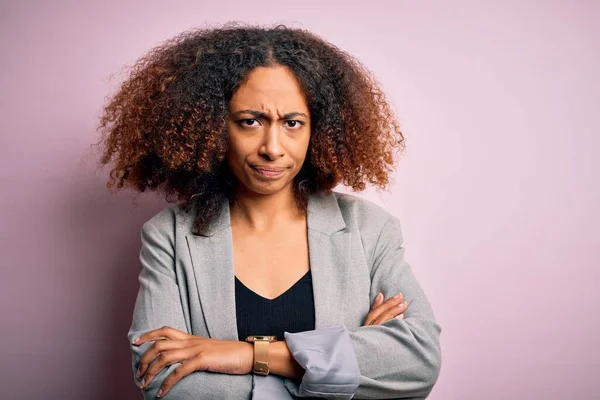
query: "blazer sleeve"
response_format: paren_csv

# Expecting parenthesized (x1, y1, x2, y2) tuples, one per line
(349, 215, 442, 399)
(127, 221, 252, 400)
(277, 216, 441, 400)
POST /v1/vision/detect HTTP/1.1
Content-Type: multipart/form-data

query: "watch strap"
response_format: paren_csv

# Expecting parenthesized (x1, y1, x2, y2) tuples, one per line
(253, 339, 270, 375)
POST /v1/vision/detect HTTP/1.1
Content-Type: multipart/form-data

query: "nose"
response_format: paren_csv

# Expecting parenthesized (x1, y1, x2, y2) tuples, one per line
(258, 125, 285, 160)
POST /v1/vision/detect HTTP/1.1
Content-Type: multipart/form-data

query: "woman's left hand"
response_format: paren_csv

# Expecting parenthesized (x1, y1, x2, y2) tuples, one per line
(132, 326, 253, 397)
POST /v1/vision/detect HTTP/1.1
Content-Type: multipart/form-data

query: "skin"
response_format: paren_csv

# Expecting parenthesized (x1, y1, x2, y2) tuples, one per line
(225, 65, 311, 201)
(132, 65, 409, 397)
(227, 65, 312, 300)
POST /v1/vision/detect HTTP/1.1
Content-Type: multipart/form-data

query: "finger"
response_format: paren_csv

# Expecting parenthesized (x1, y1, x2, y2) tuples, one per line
(396, 313, 405, 320)
(138, 339, 188, 379)
(134, 326, 190, 346)
(374, 301, 408, 325)
(366, 296, 407, 326)
(141, 347, 194, 389)
(370, 292, 384, 311)
(363, 293, 405, 326)
(158, 360, 199, 397)
(364, 293, 404, 325)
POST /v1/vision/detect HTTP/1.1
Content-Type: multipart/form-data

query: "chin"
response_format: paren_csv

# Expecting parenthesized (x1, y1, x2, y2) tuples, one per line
(249, 184, 287, 196)
(245, 179, 293, 196)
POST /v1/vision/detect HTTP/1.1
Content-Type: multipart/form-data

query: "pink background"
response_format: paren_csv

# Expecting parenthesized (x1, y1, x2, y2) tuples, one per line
(2, 1, 598, 399)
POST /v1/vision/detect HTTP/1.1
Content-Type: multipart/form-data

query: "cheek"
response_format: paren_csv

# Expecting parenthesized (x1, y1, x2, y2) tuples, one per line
(225, 147, 245, 177)
(226, 136, 248, 161)
(295, 134, 311, 162)
(227, 130, 261, 157)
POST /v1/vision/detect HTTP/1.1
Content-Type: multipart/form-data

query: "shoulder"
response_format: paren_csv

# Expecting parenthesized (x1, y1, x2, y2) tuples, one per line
(329, 191, 404, 265)
(140, 201, 196, 239)
(331, 191, 398, 232)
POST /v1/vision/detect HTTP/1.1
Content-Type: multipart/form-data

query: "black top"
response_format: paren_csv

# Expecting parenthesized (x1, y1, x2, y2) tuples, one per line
(235, 270, 316, 341)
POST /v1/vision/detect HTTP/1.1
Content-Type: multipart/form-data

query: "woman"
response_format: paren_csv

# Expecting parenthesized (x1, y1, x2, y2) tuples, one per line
(97, 24, 441, 399)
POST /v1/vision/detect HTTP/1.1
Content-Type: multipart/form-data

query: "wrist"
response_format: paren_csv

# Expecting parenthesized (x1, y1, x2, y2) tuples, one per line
(240, 341, 254, 374)
(268, 341, 304, 379)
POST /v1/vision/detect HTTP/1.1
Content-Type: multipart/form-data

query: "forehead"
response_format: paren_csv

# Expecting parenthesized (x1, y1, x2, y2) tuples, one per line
(229, 66, 309, 113)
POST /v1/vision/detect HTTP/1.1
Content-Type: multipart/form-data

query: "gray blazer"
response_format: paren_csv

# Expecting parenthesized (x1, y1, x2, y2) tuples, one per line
(127, 191, 442, 399)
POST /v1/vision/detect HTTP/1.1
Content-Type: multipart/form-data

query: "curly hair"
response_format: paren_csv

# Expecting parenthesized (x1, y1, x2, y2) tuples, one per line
(95, 23, 405, 235)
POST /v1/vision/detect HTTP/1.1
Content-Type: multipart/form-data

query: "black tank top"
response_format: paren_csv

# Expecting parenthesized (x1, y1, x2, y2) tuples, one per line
(235, 270, 316, 341)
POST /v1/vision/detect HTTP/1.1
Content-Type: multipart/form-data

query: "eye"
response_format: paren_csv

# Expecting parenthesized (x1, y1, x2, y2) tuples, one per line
(285, 120, 304, 129)
(238, 119, 260, 127)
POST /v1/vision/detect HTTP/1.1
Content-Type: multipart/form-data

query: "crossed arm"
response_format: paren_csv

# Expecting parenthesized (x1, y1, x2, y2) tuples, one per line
(128, 217, 441, 399)
(132, 293, 407, 397)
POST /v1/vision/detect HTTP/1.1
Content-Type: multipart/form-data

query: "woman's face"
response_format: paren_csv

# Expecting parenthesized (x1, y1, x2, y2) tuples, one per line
(226, 65, 311, 197)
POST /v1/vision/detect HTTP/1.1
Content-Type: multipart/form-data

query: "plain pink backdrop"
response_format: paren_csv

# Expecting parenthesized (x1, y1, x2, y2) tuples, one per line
(1, 1, 598, 399)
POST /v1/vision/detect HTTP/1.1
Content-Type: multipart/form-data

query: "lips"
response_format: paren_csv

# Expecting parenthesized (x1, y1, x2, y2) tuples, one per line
(252, 166, 286, 178)
(253, 166, 285, 173)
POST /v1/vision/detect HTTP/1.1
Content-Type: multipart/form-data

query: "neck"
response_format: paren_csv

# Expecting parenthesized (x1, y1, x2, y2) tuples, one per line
(229, 184, 304, 232)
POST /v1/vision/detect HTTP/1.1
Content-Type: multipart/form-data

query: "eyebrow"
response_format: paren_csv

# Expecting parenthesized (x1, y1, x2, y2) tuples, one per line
(232, 109, 309, 120)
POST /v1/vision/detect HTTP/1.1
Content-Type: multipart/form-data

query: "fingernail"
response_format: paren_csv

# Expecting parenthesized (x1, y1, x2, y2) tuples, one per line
(400, 301, 408, 308)
(141, 378, 146, 388)
(157, 389, 163, 397)
(133, 337, 139, 344)
(377, 292, 383, 300)
(393, 293, 402, 299)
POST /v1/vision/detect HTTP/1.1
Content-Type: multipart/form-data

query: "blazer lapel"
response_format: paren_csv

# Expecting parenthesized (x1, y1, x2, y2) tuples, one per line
(185, 192, 352, 339)
(186, 200, 239, 340)
(307, 192, 352, 329)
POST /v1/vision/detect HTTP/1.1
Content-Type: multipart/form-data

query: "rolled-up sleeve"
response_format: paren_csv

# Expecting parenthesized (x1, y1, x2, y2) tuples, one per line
(282, 325, 360, 399)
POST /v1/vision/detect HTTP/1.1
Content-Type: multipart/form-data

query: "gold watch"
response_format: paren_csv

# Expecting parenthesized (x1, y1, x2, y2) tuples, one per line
(245, 335, 277, 375)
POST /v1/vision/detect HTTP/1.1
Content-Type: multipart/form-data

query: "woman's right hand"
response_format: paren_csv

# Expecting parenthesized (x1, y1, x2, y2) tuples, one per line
(363, 292, 408, 326)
